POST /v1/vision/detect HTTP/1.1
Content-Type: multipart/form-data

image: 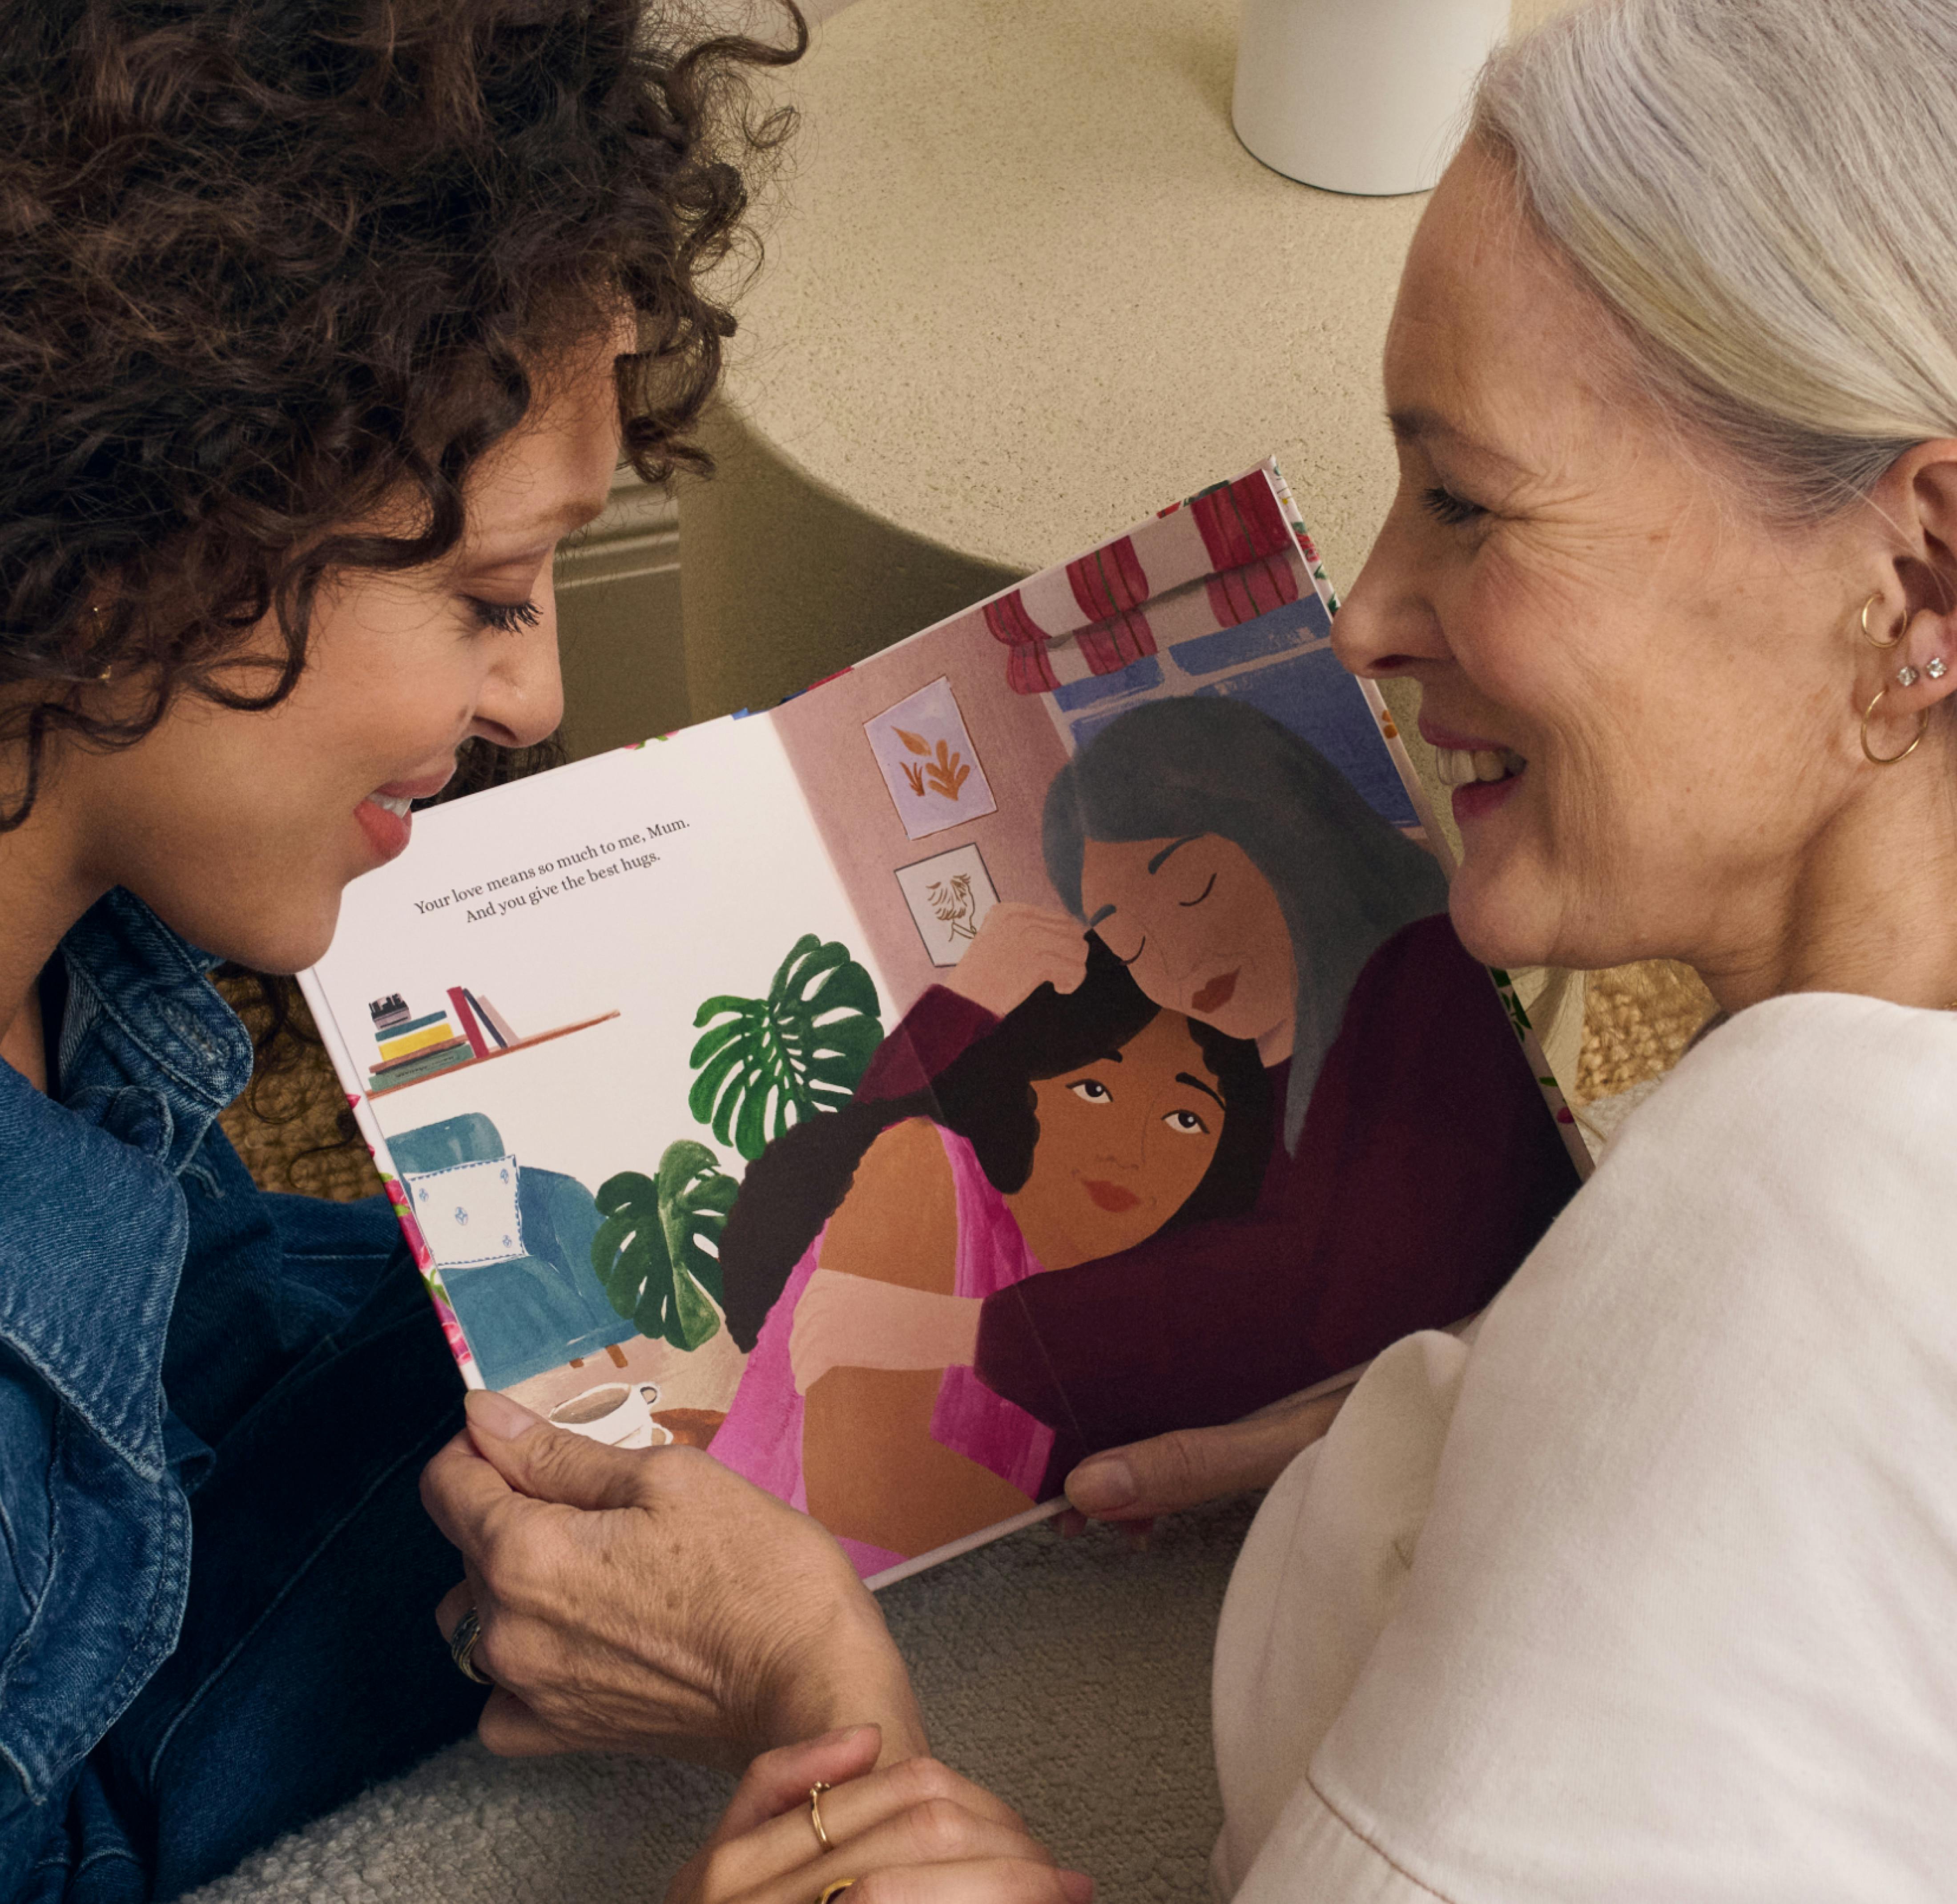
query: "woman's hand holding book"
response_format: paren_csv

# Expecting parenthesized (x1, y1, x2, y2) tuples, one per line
(419, 1390, 923, 1767)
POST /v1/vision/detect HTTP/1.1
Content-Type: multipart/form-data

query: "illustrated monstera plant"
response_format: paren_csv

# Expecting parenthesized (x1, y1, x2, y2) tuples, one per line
(591, 1140, 738, 1350)
(689, 934, 884, 1161)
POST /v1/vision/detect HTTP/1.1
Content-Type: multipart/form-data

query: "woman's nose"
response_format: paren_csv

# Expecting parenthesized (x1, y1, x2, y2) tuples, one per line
(1331, 496, 1453, 682)
(470, 582, 565, 751)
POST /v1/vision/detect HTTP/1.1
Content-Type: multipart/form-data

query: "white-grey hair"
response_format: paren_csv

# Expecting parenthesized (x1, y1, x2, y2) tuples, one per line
(1473, 0, 1957, 520)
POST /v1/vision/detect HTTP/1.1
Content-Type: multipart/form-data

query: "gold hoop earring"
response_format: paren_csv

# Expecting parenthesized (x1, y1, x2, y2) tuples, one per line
(1861, 593, 1906, 649)
(1861, 686, 1931, 766)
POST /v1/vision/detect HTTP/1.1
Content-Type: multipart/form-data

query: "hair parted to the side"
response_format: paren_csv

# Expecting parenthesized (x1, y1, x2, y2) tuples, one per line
(0, 0, 805, 830)
(1474, 0, 1957, 522)
(714, 937, 1272, 1355)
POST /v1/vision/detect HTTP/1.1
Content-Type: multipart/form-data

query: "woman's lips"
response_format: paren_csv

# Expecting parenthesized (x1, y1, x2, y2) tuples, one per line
(1191, 968, 1240, 1014)
(353, 763, 455, 866)
(355, 794, 413, 863)
(1083, 1179, 1142, 1213)
(1451, 773, 1525, 824)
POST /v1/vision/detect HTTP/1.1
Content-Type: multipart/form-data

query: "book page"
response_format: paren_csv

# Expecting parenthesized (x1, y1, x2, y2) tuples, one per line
(305, 716, 893, 1436)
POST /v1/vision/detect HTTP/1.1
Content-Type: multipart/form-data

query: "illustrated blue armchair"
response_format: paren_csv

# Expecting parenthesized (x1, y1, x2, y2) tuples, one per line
(388, 1112, 635, 1389)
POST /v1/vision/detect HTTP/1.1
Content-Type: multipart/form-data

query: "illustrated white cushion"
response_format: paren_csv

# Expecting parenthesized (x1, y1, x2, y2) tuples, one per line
(401, 1155, 527, 1269)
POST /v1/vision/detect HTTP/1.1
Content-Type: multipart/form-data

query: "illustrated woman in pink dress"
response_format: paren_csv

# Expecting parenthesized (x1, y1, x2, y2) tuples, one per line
(709, 940, 1270, 1573)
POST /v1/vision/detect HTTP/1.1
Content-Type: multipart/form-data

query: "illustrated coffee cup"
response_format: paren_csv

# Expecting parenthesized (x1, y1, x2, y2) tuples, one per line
(548, 1381, 669, 1449)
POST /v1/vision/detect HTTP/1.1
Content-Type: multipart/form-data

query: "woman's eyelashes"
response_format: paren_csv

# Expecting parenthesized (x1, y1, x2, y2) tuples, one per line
(1419, 484, 1486, 528)
(1178, 872, 1216, 908)
(463, 595, 543, 634)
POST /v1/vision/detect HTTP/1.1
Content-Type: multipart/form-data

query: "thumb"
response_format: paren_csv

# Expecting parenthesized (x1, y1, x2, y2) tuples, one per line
(1064, 1411, 1325, 1523)
(707, 1726, 884, 1848)
(463, 1389, 648, 1510)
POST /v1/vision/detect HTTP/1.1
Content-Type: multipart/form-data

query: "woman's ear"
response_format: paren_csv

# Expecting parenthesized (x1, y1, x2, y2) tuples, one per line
(1867, 444, 1957, 728)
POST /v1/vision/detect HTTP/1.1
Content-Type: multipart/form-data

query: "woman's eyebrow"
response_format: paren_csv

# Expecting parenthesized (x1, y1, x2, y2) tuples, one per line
(1148, 835, 1204, 875)
(1175, 1072, 1225, 1107)
(1386, 406, 1529, 476)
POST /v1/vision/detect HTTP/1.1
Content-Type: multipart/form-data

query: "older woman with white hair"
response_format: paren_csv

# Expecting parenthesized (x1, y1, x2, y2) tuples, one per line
(421, 0, 1957, 1896)
(1199, 0, 1957, 1894)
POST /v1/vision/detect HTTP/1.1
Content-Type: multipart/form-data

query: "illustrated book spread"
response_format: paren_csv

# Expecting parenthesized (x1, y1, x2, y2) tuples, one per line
(300, 460, 1586, 1588)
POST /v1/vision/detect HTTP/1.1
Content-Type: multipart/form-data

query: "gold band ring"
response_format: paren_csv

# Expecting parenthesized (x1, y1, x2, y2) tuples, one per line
(807, 1783, 834, 1852)
(815, 1883, 855, 1903)
(1861, 686, 1931, 766)
(448, 1606, 491, 1685)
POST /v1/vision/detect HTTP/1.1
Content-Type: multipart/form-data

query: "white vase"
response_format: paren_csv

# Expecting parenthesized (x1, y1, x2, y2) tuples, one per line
(1232, 0, 1511, 197)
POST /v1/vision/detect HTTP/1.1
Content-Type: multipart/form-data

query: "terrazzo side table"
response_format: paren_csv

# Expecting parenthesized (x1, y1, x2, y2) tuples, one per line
(677, 0, 1564, 798)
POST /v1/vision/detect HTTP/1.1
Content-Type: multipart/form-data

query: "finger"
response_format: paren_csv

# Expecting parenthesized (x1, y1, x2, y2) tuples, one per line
(835, 1859, 1093, 1904)
(477, 1685, 580, 1758)
(706, 1727, 885, 1848)
(420, 1428, 520, 1556)
(818, 1759, 1026, 1844)
(1063, 1396, 1342, 1522)
(462, 1388, 651, 1511)
(802, 1800, 1050, 1889)
(705, 1759, 1034, 1898)
(1054, 1508, 1087, 1540)
(435, 1578, 473, 1639)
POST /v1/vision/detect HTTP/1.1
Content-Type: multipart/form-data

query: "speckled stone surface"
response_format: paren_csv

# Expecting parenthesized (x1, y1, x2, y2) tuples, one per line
(678, 0, 1567, 734)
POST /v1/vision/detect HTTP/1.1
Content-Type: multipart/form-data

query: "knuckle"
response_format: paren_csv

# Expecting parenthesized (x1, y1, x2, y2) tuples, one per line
(1150, 1428, 1204, 1493)
(894, 1757, 962, 1807)
(906, 1795, 977, 1860)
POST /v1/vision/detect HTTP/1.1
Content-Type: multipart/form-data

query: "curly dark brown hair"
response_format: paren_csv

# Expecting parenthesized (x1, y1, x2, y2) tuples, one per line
(0, 0, 805, 831)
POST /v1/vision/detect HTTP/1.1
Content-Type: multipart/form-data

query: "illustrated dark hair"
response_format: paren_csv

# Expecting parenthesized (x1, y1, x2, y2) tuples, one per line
(1042, 696, 1450, 1150)
(0, 0, 804, 830)
(716, 936, 1272, 1354)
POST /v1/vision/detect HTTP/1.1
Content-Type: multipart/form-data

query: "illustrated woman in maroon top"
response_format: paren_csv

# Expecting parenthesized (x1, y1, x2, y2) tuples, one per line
(789, 697, 1582, 1487)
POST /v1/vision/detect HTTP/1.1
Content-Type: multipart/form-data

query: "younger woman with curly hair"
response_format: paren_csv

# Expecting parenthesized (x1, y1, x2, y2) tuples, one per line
(0, 6, 1079, 1902)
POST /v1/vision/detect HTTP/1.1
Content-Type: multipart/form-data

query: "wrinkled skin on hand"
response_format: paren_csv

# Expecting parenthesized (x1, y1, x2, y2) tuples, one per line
(420, 1390, 925, 1766)
(665, 1726, 1094, 1904)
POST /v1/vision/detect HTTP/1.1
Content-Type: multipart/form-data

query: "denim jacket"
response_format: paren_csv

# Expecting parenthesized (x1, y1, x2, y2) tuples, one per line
(0, 891, 253, 1886)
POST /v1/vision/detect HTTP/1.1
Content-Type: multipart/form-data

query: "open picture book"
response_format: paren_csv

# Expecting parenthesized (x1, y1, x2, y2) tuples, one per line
(300, 460, 1589, 1588)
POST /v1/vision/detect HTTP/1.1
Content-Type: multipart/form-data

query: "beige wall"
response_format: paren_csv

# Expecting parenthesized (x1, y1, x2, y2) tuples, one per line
(772, 596, 1069, 1016)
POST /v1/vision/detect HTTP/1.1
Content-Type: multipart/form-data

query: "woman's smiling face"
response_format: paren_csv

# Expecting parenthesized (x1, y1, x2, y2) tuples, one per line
(51, 323, 630, 978)
(1331, 143, 1885, 981)
(1079, 833, 1297, 1061)
(1005, 1009, 1226, 1270)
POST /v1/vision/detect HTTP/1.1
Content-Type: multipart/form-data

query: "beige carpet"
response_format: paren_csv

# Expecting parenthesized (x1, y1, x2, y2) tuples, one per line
(182, 1497, 1257, 1904)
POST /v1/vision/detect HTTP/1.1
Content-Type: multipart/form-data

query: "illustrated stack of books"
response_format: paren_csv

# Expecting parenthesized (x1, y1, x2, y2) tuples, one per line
(366, 988, 523, 1095)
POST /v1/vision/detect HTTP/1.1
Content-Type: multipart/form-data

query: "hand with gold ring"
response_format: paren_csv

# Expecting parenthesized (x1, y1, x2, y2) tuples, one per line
(660, 1726, 1093, 1904)
(423, 1390, 926, 1765)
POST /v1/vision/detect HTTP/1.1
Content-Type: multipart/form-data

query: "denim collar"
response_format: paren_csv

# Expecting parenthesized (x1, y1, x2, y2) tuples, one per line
(0, 890, 252, 1479)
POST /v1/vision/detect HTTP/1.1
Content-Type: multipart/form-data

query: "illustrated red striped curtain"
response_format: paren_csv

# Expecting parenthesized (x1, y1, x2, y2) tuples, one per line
(983, 469, 1304, 694)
